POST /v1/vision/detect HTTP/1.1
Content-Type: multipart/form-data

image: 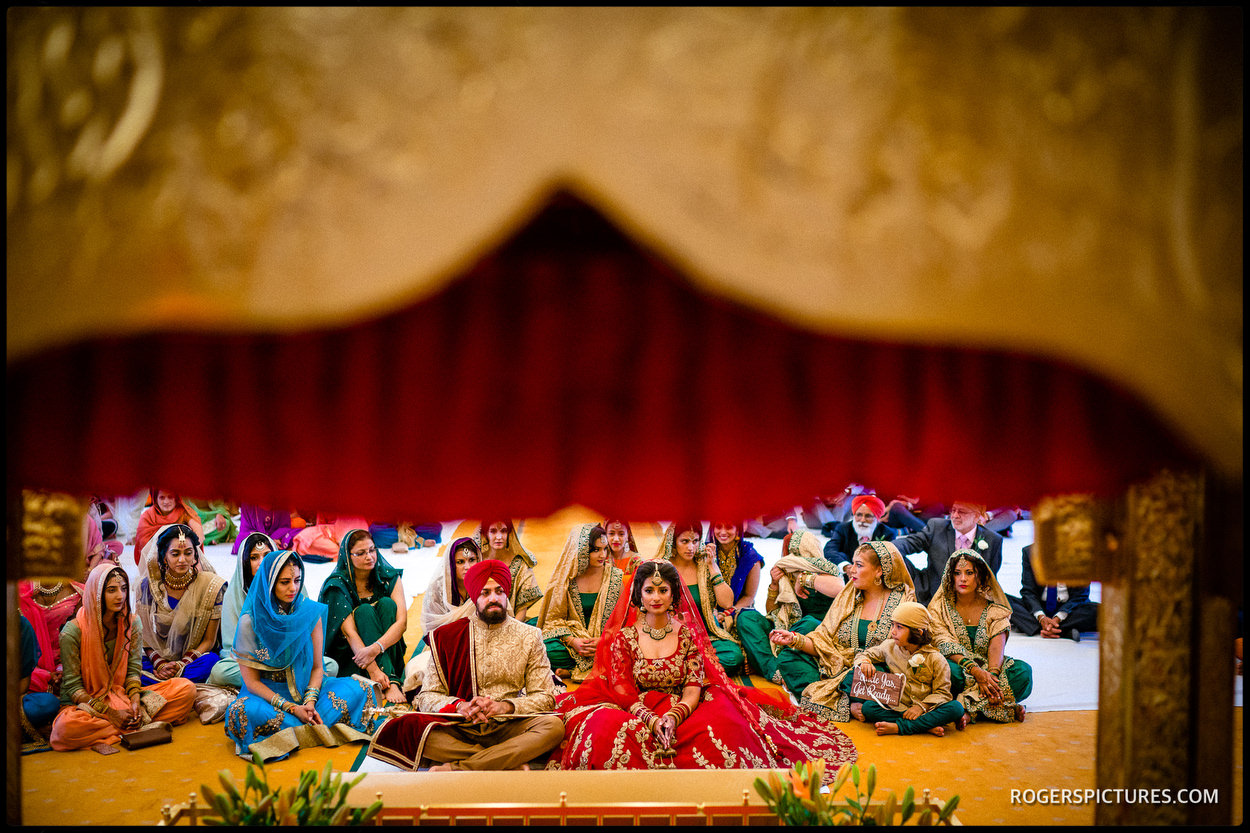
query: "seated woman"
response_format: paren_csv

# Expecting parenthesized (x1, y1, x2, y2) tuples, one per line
(20, 614, 61, 736)
(703, 521, 763, 613)
(927, 549, 1032, 726)
(601, 519, 643, 573)
(136, 524, 227, 684)
(208, 532, 339, 688)
(225, 550, 382, 761)
(420, 537, 481, 637)
(293, 514, 371, 563)
(850, 601, 965, 736)
(480, 519, 544, 623)
(659, 521, 743, 674)
(188, 498, 238, 546)
(319, 529, 408, 704)
(401, 536, 482, 694)
(736, 529, 844, 684)
(232, 504, 301, 554)
(50, 564, 196, 751)
(17, 573, 86, 700)
(85, 502, 124, 569)
(768, 541, 916, 721)
(537, 523, 627, 681)
(548, 560, 857, 772)
(133, 489, 203, 565)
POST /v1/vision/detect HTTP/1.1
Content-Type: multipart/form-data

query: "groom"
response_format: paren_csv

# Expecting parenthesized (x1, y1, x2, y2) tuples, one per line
(367, 559, 563, 771)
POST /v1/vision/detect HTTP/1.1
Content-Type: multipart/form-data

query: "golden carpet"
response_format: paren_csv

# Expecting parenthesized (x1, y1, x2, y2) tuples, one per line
(18, 507, 1244, 825)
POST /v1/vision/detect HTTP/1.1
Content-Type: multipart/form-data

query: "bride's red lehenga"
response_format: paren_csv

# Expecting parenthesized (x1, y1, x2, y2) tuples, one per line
(547, 576, 857, 775)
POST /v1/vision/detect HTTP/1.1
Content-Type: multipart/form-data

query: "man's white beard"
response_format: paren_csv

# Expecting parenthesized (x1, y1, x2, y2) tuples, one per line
(852, 519, 876, 539)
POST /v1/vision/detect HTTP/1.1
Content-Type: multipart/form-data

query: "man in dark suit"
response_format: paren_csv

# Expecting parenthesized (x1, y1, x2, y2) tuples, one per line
(823, 494, 897, 566)
(1009, 544, 1099, 641)
(892, 501, 1003, 606)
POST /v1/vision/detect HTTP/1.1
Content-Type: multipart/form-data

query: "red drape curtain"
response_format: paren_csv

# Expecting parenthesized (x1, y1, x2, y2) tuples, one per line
(7, 192, 1200, 520)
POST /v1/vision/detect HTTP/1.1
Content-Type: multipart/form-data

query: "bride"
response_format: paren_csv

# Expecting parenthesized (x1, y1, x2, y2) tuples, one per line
(547, 559, 856, 773)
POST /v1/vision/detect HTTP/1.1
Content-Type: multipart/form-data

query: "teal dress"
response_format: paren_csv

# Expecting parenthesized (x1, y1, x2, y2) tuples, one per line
(780, 618, 873, 701)
(688, 584, 744, 675)
(737, 589, 835, 684)
(544, 593, 597, 670)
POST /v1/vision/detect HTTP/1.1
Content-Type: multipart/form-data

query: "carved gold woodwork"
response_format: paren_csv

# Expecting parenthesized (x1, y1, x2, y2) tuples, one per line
(6, 8, 1241, 476)
(1095, 469, 1204, 825)
(1029, 493, 1114, 586)
(7, 490, 87, 581)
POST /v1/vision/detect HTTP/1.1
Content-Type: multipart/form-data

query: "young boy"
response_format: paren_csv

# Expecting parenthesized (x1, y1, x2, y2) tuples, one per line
(850, 601, 964, 736)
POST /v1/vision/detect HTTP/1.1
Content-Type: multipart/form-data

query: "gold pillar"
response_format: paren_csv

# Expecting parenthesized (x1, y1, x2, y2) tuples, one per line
(1034, 470, 1235, 825)
(6, 490, 89, 827)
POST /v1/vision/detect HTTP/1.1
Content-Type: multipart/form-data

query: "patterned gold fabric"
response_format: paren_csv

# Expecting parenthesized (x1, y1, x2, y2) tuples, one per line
(415, 615, 556, 715)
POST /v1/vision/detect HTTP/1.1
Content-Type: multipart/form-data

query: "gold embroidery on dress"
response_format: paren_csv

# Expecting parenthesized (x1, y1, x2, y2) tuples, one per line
(255, 713, 285, 737)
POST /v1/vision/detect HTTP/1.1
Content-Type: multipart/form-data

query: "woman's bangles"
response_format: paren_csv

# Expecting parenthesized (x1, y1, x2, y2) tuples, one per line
(958, 656, 977, 673)
(302, 685, 321, 706)
(665, 701, 692, 726)
(269, 693, 303, 715)
(710, 573, 727, 588)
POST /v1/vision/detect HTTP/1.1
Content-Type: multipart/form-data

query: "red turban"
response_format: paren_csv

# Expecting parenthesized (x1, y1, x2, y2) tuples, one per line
(464, 559, 513, 601)
(852, 495, 886, 519)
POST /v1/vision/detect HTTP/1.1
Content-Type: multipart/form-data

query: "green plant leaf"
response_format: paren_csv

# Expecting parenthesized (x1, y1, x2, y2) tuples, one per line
(851, 764, 861, 788)
(210, 791, 235, 823)
(846, 799, 863, 812)
(882, 792, 897, 825)
(320, 760, 333, 794)
(330, 804, 351, 826)
(217, 770, 242, 804)
(938, 795, 960, 821)
(832, 763, 851, 796)
(244, 764, 262, 795)
(865, 764, 876, 800)
(754, 777, 774, 803)
(359, 800, 383, 823)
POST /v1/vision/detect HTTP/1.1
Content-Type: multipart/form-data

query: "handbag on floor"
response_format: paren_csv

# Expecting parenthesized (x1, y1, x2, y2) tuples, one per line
(119, 720, 172, 750)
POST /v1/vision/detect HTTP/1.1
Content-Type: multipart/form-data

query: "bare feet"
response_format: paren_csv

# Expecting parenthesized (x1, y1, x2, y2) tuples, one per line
(956, 713, 970, 731)
(928, 726, 945, 737)
(850, 702, 866, 722)
(874, 722, 900, 736)
(1014, 704, 1027, 723)
(385, 683, 405, 704)
(428, 762, 455, 772)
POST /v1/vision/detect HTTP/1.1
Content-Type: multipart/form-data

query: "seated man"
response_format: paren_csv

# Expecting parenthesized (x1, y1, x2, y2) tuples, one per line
(823, 494, 897, 566)
(367, 560, 564, 771)
(1009, 545, 1099, 642)
(892, 500, 1003, 606)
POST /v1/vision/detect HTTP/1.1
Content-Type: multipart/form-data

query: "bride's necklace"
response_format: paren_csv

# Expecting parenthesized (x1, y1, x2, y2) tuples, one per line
(164, 569, 195, 591)
(642, 614, 673, 640)
(33, 581, 65, 597)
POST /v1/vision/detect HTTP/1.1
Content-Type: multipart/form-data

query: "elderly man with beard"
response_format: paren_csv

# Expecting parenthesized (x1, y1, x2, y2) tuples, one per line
(366, 560, 563, 771)
(892, 501, 1003, 606)
(823, 495, 898, 570)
